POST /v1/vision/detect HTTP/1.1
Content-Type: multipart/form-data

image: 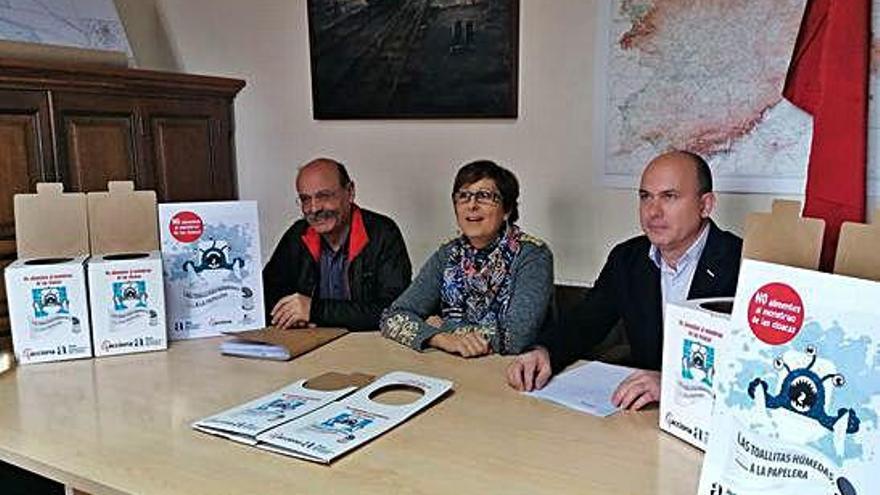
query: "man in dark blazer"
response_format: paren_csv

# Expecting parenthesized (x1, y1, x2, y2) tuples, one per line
(507, 151, 743, 410)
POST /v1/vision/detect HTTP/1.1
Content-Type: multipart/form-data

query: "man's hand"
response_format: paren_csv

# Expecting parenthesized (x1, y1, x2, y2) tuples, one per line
(506, 347, 552, 392)
(428, 332, 491, 358)
(611, 370, 661, 411)
(270, 293, 312, 329)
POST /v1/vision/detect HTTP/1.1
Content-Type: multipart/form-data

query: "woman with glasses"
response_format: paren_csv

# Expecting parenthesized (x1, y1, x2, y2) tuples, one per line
(380, 160, 553, 357)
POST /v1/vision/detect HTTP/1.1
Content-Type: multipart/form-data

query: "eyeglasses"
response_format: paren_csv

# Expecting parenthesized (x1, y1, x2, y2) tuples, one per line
(297, 188, 343, 208)
(452, 189, 502, 206)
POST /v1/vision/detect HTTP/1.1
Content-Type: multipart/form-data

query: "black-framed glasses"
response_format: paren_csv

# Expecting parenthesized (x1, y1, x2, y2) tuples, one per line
(452, 189, 502, 206)
(297, 188, 344, 208)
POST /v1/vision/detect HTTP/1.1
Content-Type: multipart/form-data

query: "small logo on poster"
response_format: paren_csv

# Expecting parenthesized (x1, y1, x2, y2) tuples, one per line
(169, 211, 204, 243)
(747, 283, 804, 345)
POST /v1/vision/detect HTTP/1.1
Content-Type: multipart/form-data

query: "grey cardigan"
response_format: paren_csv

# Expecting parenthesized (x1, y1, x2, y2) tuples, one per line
(380, 234, 553, 354)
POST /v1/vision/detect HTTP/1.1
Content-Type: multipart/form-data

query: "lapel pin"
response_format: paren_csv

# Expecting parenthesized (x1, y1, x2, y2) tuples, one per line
(706, 269, 715, 278)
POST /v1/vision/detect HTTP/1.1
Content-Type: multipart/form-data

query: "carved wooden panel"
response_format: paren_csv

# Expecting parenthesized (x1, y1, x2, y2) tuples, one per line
(143, 99, 235, 201)
(0, 90, 52, 239)
(0, 89, 52, 342)
(54, 93, 140, 192)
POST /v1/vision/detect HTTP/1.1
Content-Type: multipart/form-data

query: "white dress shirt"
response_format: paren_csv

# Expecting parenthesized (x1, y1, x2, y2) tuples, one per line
(648, 223, 710, 308)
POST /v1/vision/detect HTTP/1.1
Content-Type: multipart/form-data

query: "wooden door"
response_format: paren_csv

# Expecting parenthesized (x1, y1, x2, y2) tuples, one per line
(0, 89, 54, 345)
(53, 92, 143, 192)
(141, 98, 237, 201)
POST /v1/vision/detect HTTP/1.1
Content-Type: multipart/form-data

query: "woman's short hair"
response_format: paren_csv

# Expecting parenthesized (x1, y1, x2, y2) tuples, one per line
(453, 160, 520, 223)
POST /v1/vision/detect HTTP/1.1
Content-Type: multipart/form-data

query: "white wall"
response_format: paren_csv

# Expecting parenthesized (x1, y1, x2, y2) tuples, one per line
(149, 0, 805, 285)
(114, 0, 178, 70)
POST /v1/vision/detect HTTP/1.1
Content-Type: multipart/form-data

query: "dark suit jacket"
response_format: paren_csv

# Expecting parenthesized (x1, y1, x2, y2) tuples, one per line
(537, 221, 742, 372)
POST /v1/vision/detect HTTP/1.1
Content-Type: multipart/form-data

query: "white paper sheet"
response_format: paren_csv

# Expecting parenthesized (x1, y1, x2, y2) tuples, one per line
(527, 361, 636, 417)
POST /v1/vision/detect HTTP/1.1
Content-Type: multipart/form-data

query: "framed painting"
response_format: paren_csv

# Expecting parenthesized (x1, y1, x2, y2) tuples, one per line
(307, 0, 519, 119)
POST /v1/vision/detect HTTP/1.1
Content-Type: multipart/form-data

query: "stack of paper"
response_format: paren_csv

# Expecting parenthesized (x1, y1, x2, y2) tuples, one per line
(220, 340, 290, 361)
(193, 373, 368, 444)
(194, 371, 453, 463)
(527, 361, 636, 417)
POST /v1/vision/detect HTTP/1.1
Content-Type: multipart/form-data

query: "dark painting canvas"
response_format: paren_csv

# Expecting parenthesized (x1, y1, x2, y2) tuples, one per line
(307, 0, 519, 119)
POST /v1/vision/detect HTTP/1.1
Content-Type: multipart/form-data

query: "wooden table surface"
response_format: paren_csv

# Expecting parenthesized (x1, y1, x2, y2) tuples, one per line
(0, 333, 703, 495)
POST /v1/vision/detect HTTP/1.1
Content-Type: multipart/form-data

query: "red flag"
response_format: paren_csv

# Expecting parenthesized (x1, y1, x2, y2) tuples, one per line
(783, 0, 870, 271)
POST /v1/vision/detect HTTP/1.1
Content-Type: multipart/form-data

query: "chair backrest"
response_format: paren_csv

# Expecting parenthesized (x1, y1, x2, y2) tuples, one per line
(552, 284, 631, 364)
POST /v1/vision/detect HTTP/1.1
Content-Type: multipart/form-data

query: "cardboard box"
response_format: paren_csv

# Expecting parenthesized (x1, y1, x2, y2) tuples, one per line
(4, 184, 93, 364)
(659, 296, 732, 450)
(158, 201, 265, 340)
(86, 182, 167, 357)
(698, 202, 880, 495)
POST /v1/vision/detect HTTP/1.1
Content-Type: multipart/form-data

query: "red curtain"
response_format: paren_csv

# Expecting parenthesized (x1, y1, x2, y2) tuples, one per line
(783, 0, 871, 271)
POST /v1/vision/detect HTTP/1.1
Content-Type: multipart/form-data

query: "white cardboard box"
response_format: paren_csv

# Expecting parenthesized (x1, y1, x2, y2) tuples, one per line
(158, 201, 265, 340)
(4, 184, 93, 364)
(86, 182, 167, 357)
(87, 253, 166, 356)
(659, 297, 732, 450)
(5, 255, 92, 363)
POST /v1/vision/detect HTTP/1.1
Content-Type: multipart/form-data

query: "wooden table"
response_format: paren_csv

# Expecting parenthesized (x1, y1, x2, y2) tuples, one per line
(0, 334, 703, 494)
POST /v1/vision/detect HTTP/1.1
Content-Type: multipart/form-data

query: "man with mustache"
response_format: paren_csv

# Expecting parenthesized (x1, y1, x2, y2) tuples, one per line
(507, 151, 743, 410)
(263, 158, 411, 330)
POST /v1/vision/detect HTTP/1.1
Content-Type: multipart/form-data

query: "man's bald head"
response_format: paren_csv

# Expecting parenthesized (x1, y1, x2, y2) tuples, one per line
(646, 150, 712, 195)
(297, 157, 352, 189)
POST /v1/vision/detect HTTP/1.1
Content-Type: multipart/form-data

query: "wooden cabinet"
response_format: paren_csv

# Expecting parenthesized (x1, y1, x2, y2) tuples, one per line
(0, 58, 245, 346)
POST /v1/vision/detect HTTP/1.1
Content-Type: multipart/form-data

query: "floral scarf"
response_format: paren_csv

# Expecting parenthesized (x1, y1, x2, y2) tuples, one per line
(440, 224, 522, 330)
